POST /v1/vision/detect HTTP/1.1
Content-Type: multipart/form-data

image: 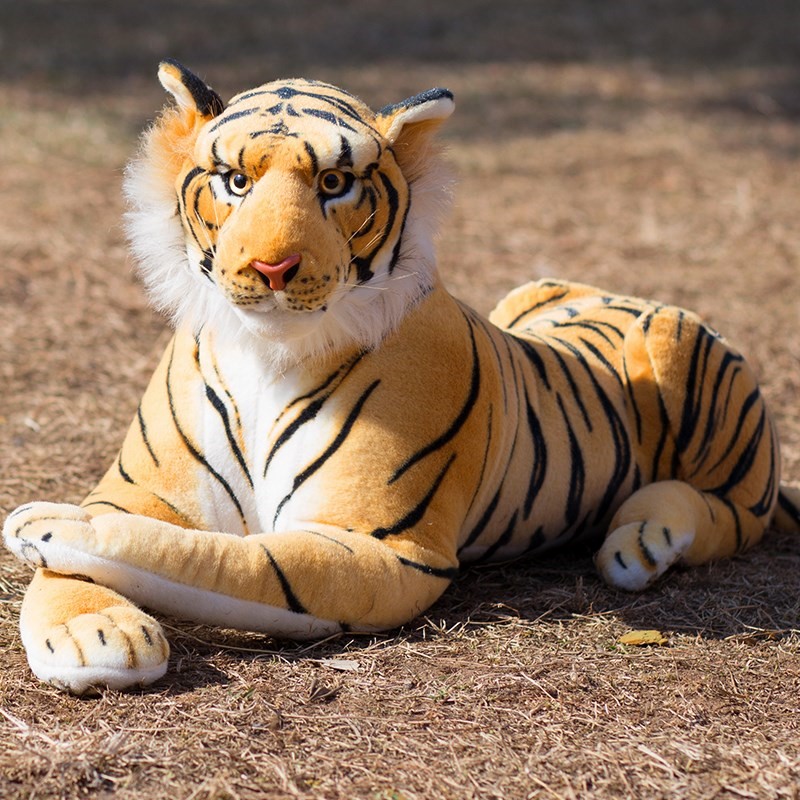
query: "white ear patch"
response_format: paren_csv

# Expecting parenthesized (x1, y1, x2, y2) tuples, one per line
(157, 59, 224, 118)
(158, 64, 196, 111)
(378, 89, 455, 143)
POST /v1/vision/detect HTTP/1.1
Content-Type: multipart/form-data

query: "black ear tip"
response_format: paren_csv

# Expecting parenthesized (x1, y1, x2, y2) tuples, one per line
(159, 57, 185, 71)
(377, 88, 454, 118)
(420, 88, 454, 103)
(158, 59, 224, 118)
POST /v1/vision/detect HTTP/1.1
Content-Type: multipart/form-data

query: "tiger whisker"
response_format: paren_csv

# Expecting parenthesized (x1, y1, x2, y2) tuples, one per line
(346, 210, 378, 245)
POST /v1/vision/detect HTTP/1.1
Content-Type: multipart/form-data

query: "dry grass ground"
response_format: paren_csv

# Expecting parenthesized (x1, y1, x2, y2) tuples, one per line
(1, 2, 800, 798)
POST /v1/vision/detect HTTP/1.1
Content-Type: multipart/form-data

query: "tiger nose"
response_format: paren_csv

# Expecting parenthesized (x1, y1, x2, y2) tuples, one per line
(249, 254, 301, 291)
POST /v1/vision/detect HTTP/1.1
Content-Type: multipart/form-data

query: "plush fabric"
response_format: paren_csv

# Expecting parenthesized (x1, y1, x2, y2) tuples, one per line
(5, 61, 799, 694)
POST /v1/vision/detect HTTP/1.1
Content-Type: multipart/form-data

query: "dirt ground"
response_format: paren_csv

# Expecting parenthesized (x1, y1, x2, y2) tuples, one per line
(1, 2, 800, 798)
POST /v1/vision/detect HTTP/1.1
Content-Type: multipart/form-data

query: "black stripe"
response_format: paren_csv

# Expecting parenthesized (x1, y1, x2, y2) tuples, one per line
(84, 478, 189, 523)
(463, 405, 494, 521)
(82, 500, 132, 514)
(207, 106, 259, 132)
(390, 315, 480, 483)
(286, 88, 379, 132)
(719, 366, 743, 430)
(352, 171, 402, 284)
(556, 394, 585, 529)
(193, 185, 214, 257)
(675, 327, 715, 454)
(265, 394, 327, 479)
(710, 404, 768, 500)
(273, 380, 381, 525)
(388, 186, 410, 275)
(303, 530, 355, 554)
(521, 525, 547, 555)
(249, 124, 299, 140)
(179, 168, 219, 258)
(372, 453, 456, 540)
(503, 289, 571, 328)
(693, 350, 743, 474)
(285, 363, 348, 409)
(469, 310, 509, 411)
(473, 511, 519, 564)
(353, 185, 377, 232)
(577, 336, 624, 386)
(622, 350, 643, 444)
(717, 496, 743, 551)
(180, 166, 204, 207)
(749, 425, 777, 519)
(552, 337, 632, 523)
(137, 405, 160, 467)
(538, 336, 592, 431)
(117, 456, 134, 485)
(512, 337, 551, 391)
(303, 140, 318, 175)
(260, 545, 306, 614)
(459, 485, 502, 555)
(229, 89, 272, 104)
(337, 135, 353, 168)
(210, 138, 223, 169)
(637, 521, 657, 567)
(557, 319, 624, 348)
(378, 88, 453, 117)
(458, 420, 521, 554)
(651, 389, 672, 482)
(689, 351, 745, 474)
(264, 356, 364, 478)
(205, 383, 253, 489)
(301, 107, 357, 131)
(523, 396, 548, 519)
(706, 387, 761, 475)
(396, 555, 458, 580)
(165, 341, 248, 528)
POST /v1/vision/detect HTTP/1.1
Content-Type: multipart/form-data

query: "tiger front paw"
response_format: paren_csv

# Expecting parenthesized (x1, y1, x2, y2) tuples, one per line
(595, 520, 694, 591)
(3, 501, 95, 572)
(21, 604, 169, 694)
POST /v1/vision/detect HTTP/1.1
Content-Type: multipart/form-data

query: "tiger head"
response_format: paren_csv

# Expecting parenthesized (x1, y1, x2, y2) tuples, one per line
(125, 60, 454, 365)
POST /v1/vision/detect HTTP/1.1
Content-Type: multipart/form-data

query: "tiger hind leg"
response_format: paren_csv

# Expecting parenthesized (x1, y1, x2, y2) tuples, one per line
(595, 480, 769, 591)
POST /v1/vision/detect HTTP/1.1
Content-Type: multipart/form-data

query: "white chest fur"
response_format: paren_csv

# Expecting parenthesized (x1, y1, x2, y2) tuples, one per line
(191, 330, 342, 536)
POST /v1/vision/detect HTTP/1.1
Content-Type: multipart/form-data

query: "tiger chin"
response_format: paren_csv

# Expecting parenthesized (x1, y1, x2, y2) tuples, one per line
(4, 60, 799, 694)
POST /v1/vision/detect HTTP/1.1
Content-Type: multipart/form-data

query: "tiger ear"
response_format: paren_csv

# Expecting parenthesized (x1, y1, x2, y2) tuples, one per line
(157, 59, 224, 121)
(376, 89, 454, 177)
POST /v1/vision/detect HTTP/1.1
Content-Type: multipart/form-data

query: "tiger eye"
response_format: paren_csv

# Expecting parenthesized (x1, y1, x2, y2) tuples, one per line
(318, 169, 352, 198)
(225, 171, 252, 197)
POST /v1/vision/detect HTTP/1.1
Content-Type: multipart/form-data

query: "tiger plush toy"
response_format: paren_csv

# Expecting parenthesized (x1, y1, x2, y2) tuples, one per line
(4, 61, 799, 694)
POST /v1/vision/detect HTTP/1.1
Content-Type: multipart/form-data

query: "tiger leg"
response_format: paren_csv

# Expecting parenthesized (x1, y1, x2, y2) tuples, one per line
(595, 480, 768, 590)
(600, 303, 779, 590)
(5, 503, 169, 693)
(5, 507, 456, 637)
